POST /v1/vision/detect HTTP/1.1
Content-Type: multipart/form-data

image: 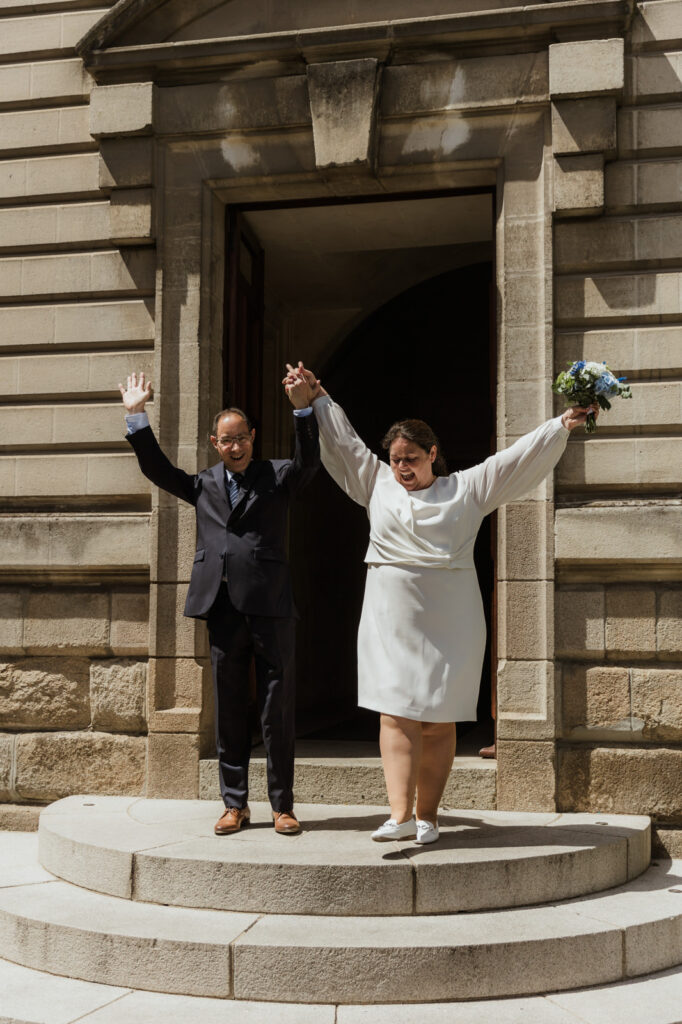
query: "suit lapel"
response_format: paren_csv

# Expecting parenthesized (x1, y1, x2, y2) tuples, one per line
(210, 463, 230, 523)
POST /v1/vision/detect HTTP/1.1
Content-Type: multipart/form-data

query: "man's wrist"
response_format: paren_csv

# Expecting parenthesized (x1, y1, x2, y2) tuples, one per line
(125, 411, 150, 434)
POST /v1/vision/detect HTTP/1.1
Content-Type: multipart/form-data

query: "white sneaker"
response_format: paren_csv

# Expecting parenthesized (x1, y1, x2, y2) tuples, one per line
(415, 819, 439, 845)
(371, 818, 417, 842)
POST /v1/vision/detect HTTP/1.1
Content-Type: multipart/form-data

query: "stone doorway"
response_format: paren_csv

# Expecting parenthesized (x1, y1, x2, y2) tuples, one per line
(227, 192, 496, 749)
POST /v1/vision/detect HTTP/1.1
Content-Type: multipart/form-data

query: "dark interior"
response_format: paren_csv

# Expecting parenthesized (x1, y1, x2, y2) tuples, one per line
(289, 262, 496, 748)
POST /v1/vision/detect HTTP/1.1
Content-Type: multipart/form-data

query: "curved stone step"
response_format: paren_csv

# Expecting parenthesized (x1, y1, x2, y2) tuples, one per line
(0, 842, 680, 1003)
(2, 954, 682, 1024)
(0, 877, 254, 998)
(1, 956, 681, 1024)
(230, 861, 682, 1003)
(38, 796, 651, 916)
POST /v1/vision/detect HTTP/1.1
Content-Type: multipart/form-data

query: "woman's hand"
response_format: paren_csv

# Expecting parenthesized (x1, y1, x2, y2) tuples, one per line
(119, 371, 152, 413)
(285, 374, 313, 409)
(561, 404, 599, 431)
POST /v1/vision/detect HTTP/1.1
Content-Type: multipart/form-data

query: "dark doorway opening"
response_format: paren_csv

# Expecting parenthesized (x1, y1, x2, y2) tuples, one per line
(290, 261, 496, 749)
(222, 191, 497, 755)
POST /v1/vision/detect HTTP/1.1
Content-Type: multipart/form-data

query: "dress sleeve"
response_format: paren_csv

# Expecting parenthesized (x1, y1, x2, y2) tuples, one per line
(312, 395, 382, 508)
(461, 415, 570, 516)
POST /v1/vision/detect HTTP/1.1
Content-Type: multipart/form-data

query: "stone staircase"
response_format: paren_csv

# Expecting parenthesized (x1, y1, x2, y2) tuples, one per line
(1, 798, 682, 1021)
(199, 741, 498, 808)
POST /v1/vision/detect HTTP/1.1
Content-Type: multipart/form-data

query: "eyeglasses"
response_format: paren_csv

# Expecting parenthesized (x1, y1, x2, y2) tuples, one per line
(215, 434, 252, 447)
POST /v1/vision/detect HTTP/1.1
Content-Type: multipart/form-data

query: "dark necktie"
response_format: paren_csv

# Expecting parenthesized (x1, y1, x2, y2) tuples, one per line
(228, 472, 243, 509)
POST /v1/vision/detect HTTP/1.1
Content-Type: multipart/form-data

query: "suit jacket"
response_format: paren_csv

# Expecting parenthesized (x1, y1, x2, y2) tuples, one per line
(126, 414, 320, 619)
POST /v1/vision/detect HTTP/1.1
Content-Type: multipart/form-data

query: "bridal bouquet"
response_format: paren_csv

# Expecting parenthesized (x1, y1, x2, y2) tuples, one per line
(553, 360, 632, 433)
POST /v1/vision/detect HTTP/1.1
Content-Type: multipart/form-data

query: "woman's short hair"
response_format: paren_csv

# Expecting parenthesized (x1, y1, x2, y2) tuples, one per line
(381, 419, 448, 476)
(211, 407, 253, 435)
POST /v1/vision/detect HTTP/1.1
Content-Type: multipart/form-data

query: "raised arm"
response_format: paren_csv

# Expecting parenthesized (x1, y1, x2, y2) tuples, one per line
(120, 372, 197, 505)
(284, 363, 381, 508)
(280, 406, 320, 496)
(461, 416, 570, 516)
(460, 402, 597, 516)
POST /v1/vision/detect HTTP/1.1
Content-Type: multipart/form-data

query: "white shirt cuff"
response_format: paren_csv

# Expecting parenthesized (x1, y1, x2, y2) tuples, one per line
(125, 412, 150, 433)
(293, 407, 313, 417)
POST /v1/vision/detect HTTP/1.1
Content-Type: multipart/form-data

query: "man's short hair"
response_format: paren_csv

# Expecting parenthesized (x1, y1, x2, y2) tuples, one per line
(211, 407, 253, 435)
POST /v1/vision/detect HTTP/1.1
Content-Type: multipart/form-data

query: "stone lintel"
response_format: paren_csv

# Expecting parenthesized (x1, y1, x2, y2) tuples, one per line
(306, 58, 379, 174)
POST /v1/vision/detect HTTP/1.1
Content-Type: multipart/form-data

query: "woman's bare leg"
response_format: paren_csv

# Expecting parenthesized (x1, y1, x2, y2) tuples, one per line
(379, 714, 422, 822)
(415, 722, 456, 824)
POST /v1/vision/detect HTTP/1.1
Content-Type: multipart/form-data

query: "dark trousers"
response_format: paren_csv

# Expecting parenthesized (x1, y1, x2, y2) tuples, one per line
(207, 583, 296, 812)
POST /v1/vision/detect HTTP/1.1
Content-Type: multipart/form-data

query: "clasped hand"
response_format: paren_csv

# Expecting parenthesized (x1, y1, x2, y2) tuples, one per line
(282, 361, 326, 408)
(561, 404, 600, 431)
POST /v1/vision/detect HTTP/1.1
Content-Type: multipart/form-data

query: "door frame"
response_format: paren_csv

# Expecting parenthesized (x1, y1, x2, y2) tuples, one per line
(221, 187, 499, 737)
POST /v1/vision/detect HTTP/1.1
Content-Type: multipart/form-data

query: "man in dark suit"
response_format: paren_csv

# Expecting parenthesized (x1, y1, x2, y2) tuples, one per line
(119, 371, 319, 835)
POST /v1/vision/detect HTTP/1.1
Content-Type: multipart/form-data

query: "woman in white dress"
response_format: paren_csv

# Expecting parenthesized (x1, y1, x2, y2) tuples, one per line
(284, 362, 595, 844)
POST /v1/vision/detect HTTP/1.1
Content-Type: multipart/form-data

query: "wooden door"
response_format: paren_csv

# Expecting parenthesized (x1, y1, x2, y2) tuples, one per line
(223, 208, 265, 718)
(224, 208, 265, 448)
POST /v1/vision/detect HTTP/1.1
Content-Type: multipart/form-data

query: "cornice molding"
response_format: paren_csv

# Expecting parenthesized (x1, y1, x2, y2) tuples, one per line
(77, 0, 165, 56)
(77, 0, 629, 81)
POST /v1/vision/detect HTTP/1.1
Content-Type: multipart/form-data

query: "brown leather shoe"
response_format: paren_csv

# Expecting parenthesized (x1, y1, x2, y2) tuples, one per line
(272, 810, 301, 835)
(479, 743, 496, 759)
(214, 805, 250, 835)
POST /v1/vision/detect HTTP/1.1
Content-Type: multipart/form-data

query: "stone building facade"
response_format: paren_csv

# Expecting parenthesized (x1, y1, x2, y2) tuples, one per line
(0, 0, 680, 847)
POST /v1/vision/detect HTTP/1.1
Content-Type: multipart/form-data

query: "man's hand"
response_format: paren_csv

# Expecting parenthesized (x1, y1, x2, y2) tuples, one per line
(561, 404, 599, 431)
(283, 361, 326, 403)
(119, 371, 153, 414)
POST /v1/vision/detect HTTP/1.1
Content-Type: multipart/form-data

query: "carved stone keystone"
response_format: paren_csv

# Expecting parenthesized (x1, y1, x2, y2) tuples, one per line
(306, 59, 380, 173)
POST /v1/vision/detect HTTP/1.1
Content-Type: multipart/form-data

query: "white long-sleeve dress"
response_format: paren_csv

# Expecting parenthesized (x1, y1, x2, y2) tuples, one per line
(312, 395, 570, 722)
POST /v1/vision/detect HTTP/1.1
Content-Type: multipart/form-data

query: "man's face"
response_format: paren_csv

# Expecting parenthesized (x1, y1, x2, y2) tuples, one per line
(210, 413, 255, 473)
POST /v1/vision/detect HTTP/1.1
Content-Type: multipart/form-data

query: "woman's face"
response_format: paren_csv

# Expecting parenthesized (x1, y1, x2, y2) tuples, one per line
(389, 437, 437, 491)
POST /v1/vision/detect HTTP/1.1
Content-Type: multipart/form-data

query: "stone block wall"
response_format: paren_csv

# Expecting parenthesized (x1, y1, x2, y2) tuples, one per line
(0, 1, 155, 810)
(553, 0, 682, 829)
(0, 584, 149, 803)
(0, 0, 680, 831)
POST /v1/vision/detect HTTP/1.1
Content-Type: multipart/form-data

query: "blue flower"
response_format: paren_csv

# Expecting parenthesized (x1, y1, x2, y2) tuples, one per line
(594, 371, 618, 395)
(569, 360, 586, 377)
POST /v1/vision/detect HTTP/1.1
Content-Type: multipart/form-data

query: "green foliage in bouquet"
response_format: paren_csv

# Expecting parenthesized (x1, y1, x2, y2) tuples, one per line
(552, 360, 632, 434)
